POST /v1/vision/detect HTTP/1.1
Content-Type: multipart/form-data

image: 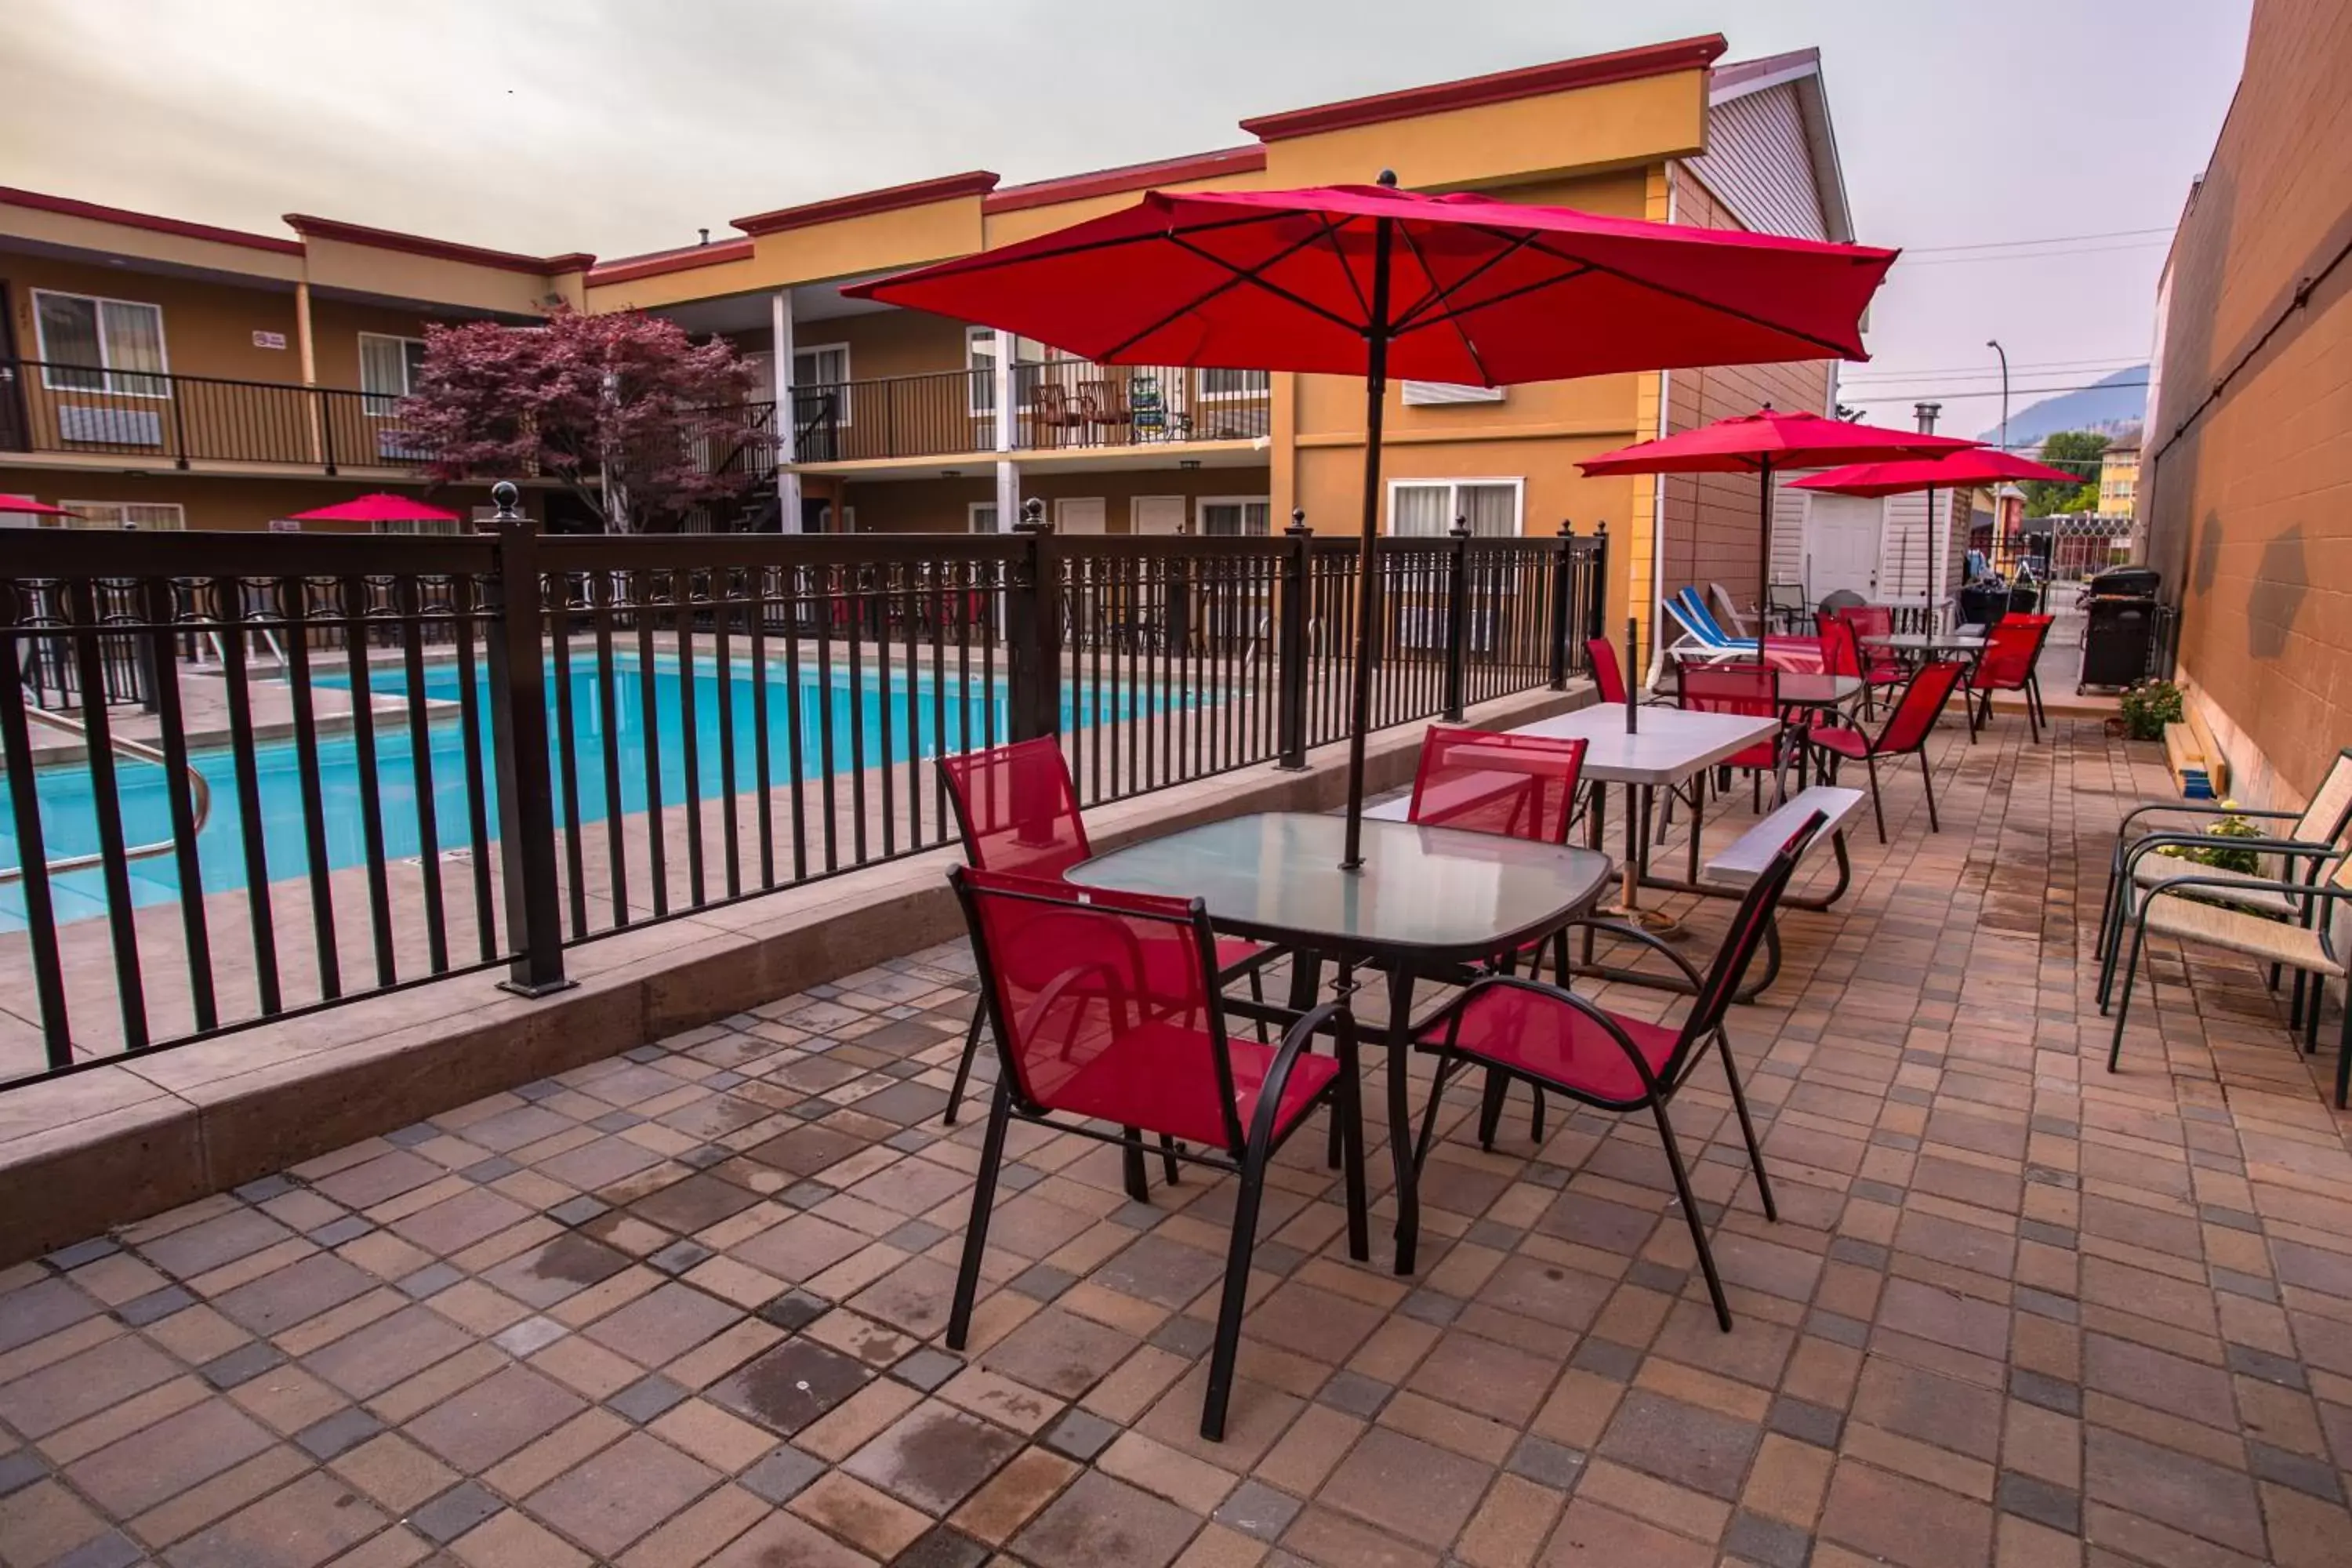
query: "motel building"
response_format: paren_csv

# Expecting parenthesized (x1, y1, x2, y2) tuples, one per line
(1, 34, 1870, 650)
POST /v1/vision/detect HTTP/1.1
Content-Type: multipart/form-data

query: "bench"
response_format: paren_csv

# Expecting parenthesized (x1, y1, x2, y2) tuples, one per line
(1701, 784, 1864, 1000)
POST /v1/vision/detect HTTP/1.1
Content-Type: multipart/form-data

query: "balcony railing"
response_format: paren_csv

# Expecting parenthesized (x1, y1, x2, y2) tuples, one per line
(791, 362, 1275, 464)
(0, 358, 438, 474)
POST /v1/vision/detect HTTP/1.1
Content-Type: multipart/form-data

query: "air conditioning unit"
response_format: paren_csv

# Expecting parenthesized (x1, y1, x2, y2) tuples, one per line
(60, 405, 164, 445)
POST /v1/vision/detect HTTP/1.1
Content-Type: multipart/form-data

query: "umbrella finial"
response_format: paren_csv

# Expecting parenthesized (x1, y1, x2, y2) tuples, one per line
(1376, 169, 1398, 187)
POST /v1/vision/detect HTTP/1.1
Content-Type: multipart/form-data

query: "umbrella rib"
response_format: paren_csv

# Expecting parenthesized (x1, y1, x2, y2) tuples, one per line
(1511, 232, 1863, 358)
(1392, 260, 1597, 337)
(1092, 223, 1350, 361)
(878, 209, 1298, 285)
(1389, 231, 1539, 332)
(1312, 213, 1375, 322)
(1390, 222, 1497, 386)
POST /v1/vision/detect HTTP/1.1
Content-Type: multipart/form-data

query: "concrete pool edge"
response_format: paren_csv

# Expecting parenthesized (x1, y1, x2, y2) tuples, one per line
(0, 680, 1595, 1263)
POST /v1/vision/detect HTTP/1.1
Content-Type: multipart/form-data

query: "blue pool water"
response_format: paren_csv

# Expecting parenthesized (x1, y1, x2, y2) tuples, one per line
(2, 655, 1168, 928)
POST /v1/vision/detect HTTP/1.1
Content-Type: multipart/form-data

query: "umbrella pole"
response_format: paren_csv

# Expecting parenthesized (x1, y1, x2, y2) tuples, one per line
(1756, 454, 1774, 625)
(1340, 216, 1396, 873)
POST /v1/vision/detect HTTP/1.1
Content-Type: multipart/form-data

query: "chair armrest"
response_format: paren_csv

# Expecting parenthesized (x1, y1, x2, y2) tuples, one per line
(1450, 975, 1668, 1098)
(2140, 874, 2352, 913)
(2118, 801, 2299, 833)
(2121, 833, 2342, 876)
(1243, 1001, 1352, 1153)
(1557, 916, 1708, 993)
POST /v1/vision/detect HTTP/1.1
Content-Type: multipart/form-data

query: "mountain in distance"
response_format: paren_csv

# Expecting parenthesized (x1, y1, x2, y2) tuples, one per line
(1977, 365, 2149, 448)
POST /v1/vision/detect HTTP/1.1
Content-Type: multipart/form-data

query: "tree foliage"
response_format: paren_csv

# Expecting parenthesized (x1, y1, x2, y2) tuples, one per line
(2024, 430, 2108, 517)
(397, 307, 771, 532)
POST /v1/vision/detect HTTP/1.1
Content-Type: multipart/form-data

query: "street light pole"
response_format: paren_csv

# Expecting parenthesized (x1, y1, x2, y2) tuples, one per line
(1986, 339, 2009, 453)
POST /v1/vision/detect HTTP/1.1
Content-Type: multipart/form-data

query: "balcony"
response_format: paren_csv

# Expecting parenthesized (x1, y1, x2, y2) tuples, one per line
(0, 357, 439, 476)
(789, 361, 1273, 465)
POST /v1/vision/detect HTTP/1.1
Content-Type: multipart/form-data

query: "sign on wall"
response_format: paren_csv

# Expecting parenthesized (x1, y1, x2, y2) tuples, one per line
(252, 330, 288, 350)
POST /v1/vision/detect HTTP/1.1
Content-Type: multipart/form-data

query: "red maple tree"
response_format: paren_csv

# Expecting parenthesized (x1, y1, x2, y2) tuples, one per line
(397, 307, 773, 532)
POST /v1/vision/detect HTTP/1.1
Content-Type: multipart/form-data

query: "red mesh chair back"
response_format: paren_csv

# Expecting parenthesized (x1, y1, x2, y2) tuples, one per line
(1875, 661, 1968, 754)
(1815, 616, 1864, 679)
(1970, 615, 2053, 692)
(1676, 662, 1778, 719)
(1586, 638, 1628, 703)
(1759, 633, 1824, 673)
(1836, 604, 1894, 642)
(939, 738, 1090, 880)
(1683, 812, 1825, 1046)
(952, 866, 1249, 1155)
(1409, 727, 1588, 844)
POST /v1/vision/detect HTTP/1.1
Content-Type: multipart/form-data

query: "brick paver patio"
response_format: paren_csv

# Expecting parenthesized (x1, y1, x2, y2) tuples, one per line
(2, 717, 2347, 1568)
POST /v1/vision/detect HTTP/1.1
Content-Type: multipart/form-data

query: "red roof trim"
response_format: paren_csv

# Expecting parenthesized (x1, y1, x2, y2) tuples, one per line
(587, 238, 757, 286)
(0, 186, 303, 256)
(733, 171, 1000, 236)
(283, 214, 593, 274)
(1239, 34, 1727, 141)
(983, 146, 1269, 214)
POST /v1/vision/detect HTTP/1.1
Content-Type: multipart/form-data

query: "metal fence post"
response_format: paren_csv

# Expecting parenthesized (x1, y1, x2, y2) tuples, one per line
(1441, 517, 1472, 721)
(1548, 517, 1576, 688)
(1276, 508, 1312, 768)
(482, 481, 573, 997)
(1587, 519, 1610, 662)
(1006, 497, 1062, 742)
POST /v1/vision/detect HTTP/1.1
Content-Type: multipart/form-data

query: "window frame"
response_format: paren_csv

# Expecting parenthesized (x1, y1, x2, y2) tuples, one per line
(1197, 367, 1271, 403)
(1385, 477, 1525, 537)
(792, 343, 853, 427)
(357, 332, 429, 416)
(1195, 495, 1273, 536)
(1400, 380, 1506, 407)
(967, 500, 1001, 533)
(31, 289, 171, 397)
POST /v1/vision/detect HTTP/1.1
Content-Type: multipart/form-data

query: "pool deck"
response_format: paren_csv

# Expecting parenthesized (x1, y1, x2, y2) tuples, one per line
(1, 717, 2347, 1568)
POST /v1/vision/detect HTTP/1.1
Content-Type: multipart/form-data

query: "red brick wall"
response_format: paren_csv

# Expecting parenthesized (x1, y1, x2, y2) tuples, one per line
(1661, 170, 1835, 612)
(2141, 0, 2352, 803)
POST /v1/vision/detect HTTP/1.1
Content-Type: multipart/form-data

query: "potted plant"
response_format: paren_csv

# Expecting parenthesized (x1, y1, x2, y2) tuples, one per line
(2118, 680, 2184, 742)
(2155, 802, 2265, 877)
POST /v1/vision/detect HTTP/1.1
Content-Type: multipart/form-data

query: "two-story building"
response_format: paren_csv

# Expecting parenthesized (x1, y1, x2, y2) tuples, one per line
(2, 32, 1860, 647)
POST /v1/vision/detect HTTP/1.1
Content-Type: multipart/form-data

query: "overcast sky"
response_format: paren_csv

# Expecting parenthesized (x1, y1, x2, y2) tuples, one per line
(5, 1, 2252, 438)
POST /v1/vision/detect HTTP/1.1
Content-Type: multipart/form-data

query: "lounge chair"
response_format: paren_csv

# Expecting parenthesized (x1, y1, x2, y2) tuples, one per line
(1663, 587, 1761, 663)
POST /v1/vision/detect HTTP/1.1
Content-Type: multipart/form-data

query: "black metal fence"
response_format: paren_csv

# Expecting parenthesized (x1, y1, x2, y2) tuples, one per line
(0, 503, 1605, 1083)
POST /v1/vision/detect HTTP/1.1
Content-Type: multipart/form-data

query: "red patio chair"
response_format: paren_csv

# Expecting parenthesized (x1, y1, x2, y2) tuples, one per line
(1967, 613, 2055, 743)
(1804, 660, 1968, 841)
(946, 867, 1367, 1440)
(1816, 615, 1903, 717)
(1411, 812, 1824, 1330)
(938, 738, 1272, 1124)
(1586, 636, 1629, 702)
(1676, 661, 1787, 811)
(1407, 725, 1591, 1145)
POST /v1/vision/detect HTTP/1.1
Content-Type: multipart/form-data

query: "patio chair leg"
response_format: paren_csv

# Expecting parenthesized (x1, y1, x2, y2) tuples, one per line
(2308, 968, 2324, 1056)
(2335, 991, 2350, 1109)
(1201, 1148, 1269, 1441)
(2106, 922, 2149, 1073)
(1120, 1128, 1151, 1203)
(1477, 1068, 1510, 1151)
(2025, 683, 2042, 745)
(946, 1085, 1012, 1351)
(1864, 756, 1886, 843)
(1967, 687, 1981, 742)
(1414, 1052, 1457, 1173)
(1714, 1028, 1777, 1222)
(1529, 1086, 1548, 1145)
(1918, 750, 1940, 833)
(1160, 1134, 1182, 1187)
(943, 1005, 985, 1127)
(1651, 1098, 1732, 1332)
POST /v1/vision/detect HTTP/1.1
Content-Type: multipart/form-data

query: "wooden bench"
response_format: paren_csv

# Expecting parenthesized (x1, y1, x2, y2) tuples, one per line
(1702, 784, 1864, 998)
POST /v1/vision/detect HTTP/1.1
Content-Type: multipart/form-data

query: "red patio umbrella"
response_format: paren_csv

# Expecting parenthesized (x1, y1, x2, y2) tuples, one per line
(1580, 408, 1979, 621)
(848, 176, 1900, 869)
(283, 493, 466, 525)
(0, 495, 76, 517)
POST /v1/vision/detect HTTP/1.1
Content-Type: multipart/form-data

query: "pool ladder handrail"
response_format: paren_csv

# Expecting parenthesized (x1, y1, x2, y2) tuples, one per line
(0, 706, 212, 884)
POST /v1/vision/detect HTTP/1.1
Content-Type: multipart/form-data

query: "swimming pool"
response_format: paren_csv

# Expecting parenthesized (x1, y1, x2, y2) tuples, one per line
(2, 653, 1174, 928)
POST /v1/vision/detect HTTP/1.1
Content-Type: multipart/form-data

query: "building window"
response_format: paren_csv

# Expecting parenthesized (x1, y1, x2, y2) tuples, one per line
(793, 344, 851, 426)
(371, 515, 464, 536)
(359, 333, 429, 416)
(1197, 498, 1271, 536)
(1402, 380, 1505, 407)
(1388, 479, 1522, 536)
(1200, 368, 1270, 401)
(53, 500, 186, 531)
(33, 291, 169, 396)
(968, 501, 1000, 532)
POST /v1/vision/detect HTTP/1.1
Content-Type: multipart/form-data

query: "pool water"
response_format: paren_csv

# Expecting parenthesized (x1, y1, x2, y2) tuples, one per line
(2, 654, 1174, 927)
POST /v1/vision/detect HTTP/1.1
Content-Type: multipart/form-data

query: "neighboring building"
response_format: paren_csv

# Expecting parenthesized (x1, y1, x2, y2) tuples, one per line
(2097, 436, 2140, 514)
(2, 32, 1860, 648)
(2140, 0, 2352, 808)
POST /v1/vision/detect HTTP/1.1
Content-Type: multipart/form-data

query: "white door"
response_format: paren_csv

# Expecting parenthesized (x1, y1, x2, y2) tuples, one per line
(1131, 495, 1187, 535)
(1055, 497, 1107, 534)
(1804, 493, 1882, 601)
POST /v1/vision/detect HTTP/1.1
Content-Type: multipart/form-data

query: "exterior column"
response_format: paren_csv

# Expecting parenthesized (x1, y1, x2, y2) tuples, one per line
(992, 328, 1017, 531)
(295, 281, 325, 467)
(771, 289, 801, 531)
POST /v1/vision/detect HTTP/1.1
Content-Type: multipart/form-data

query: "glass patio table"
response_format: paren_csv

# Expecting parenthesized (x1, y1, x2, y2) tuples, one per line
(1069, 811, 1613, 1275)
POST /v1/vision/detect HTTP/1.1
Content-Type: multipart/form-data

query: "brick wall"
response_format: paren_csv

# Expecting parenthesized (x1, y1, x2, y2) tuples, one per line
(2141, 0, 2352, 806)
